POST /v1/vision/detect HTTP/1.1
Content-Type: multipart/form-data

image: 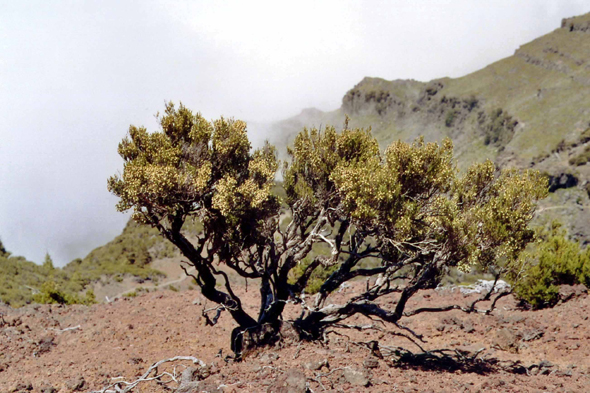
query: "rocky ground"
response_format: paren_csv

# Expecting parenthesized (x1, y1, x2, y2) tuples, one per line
(0, 281, 589, 392)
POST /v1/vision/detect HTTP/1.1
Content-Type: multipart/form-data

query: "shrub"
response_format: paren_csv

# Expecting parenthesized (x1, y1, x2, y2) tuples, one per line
(33, 281, 96, 306)
(108, 103, 547, 356)
(483, 108, 518, 147)
(513, 226, 590, 308)
(445, 110, 458, 127)
(289, 257, 338, 294)
(569, 145, 590, 166)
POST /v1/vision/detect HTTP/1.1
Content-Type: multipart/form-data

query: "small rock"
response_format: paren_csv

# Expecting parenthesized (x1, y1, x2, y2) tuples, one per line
(128, 357, 143, 365)
(40, 385, 57, 393)
(492, 328, 520, 353)
(461, 321, 475, 334)
(455, 344, 485, 358)
(304, 359, 329, 371)
(65, 376, 86, 392)
(10, 382, 33, 392)
(539, 360, 554, 368)
(176, 368, 220, 393)
(176, 381, 221, 393)
(363, 357, 379, 369)
(192, 298, 202, 306)
(522, 328, 545, 342)
(267, 368, 307, 393)
(36, 336, 55, 355)
(341, 368, 370, 387)
(259, 352, 279, 364)
(558, 284, 588, 302)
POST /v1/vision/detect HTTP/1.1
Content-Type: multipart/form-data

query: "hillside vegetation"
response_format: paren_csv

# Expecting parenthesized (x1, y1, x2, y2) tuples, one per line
(264, 13, 590, 245)
(0, 219, 206, 307)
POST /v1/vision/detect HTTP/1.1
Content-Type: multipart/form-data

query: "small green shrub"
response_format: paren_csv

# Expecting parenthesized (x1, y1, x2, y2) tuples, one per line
(289, 257, 338, 294)
(33, 281, 96, 305)
(445, 110, 458, 127)
(483, 108, 518, 147)
(464, 95, 478, 111)
(124, 290, 138, 298)
(514, 227, 590, 308)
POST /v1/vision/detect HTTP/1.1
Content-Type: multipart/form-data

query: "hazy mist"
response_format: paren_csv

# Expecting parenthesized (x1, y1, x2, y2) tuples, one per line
(0, 0, 588, 266)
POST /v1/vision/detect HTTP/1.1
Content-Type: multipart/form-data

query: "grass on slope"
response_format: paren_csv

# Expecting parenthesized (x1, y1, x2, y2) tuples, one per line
(0, 217, 206, 307)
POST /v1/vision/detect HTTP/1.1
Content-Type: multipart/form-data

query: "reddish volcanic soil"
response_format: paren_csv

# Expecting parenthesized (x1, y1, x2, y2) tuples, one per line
(1, 282, 589, 392)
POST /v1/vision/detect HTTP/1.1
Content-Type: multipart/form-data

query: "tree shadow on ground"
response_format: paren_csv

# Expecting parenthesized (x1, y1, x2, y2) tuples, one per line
(386, 348, 528, 375)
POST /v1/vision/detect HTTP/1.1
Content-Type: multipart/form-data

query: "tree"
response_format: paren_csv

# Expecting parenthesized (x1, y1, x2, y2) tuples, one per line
(108, 102, 547, 356)
(43, 253, 55, 272)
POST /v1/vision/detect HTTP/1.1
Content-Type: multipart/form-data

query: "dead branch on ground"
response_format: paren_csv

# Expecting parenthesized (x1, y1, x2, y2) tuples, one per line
(91, 356, 206, 393)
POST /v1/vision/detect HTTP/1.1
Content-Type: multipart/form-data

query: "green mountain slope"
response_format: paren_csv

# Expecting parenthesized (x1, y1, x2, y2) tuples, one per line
(265, 12, 590, 244)
(0, 218, 207, 306)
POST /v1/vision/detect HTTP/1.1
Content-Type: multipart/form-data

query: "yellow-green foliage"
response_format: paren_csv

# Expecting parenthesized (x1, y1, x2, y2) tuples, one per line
(108, 102, 280, 256)
(284, 123, 379, 216)
(513, 226, 590, 309)
(285, 125, 547, 279)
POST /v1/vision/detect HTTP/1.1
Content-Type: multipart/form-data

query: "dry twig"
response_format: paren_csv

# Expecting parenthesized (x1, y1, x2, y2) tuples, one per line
(91, 355, 206, 393)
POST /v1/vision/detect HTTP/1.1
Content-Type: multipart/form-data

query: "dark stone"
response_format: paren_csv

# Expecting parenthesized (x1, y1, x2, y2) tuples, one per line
(11, 382, 33, 392)
(128, 357, 143, 365)
(547, 172, 578, 192)
(461, 321, 475, 333)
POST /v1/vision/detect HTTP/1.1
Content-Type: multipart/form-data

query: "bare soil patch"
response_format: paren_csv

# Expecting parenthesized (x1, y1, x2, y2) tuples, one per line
(1, 282, 589, 392)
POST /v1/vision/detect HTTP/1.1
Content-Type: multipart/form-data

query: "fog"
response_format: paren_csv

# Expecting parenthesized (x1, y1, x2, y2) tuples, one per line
(0, 0, 588, 266)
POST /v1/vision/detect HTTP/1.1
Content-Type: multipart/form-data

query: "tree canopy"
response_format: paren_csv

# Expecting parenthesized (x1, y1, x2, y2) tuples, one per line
(109, 103, 548, 356)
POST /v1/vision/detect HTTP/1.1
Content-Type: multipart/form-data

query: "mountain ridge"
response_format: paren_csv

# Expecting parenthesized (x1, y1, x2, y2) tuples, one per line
(261, 12, 590, 244)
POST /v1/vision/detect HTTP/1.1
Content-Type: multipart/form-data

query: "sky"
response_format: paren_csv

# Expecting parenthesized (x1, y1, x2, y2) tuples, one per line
(0, 0, 588, 266)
